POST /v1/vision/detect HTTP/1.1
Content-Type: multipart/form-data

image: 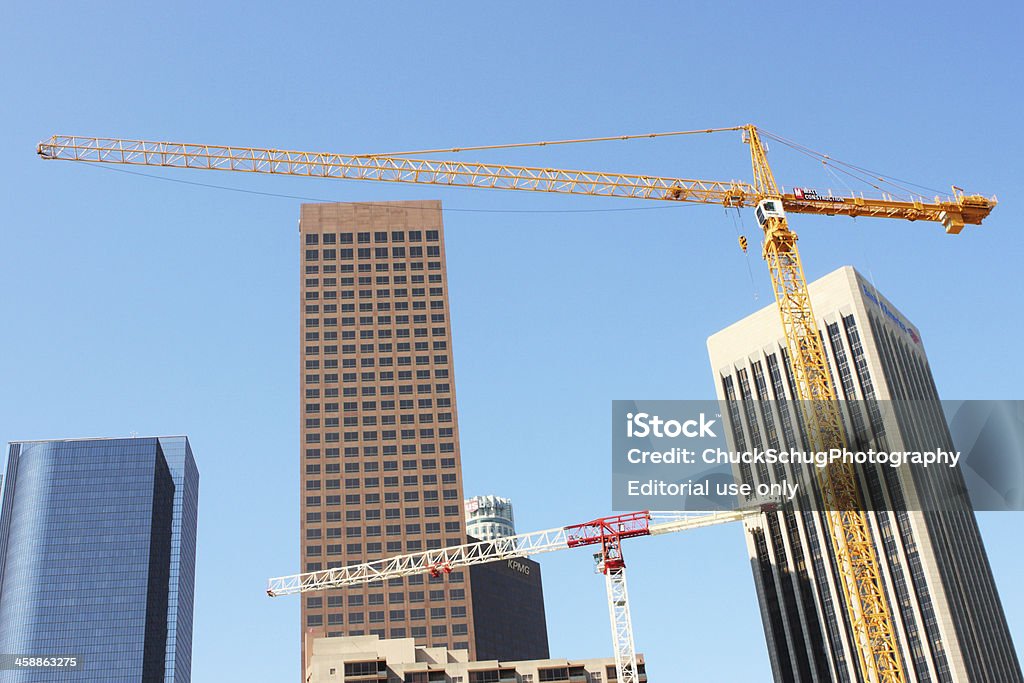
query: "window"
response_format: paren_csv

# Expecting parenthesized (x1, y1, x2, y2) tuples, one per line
(344, 662, 382, 677)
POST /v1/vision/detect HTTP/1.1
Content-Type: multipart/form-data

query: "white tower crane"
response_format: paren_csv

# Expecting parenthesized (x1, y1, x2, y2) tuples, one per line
(268, 501, 776, 682)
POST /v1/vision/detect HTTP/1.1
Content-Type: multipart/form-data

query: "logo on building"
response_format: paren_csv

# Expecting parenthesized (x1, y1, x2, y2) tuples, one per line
(861, 284, 920, 345)
(507, 560, 531, 575)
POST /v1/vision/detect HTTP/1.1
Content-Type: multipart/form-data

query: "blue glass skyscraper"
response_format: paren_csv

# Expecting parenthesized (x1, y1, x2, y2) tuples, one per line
(0, 437, 199, 682)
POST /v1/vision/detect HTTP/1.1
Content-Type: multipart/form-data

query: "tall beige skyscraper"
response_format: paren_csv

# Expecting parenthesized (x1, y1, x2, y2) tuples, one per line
(299, 201, 477, 663)
(707, 265, 1021, 683)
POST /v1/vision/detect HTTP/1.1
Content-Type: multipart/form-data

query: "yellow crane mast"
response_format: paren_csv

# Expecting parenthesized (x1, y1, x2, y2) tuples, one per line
(37, 126, 995, 683)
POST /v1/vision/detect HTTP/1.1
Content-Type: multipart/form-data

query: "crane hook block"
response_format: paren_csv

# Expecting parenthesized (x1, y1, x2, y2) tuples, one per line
(738, 235, 748, 253)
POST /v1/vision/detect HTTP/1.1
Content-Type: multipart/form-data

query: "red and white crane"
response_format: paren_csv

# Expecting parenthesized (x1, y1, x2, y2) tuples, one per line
(267, 501, 776, 682)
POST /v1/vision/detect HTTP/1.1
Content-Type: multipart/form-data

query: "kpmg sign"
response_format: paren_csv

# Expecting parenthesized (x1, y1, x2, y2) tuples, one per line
(507, 560, 531, 575)
(862, 284, 920, 344)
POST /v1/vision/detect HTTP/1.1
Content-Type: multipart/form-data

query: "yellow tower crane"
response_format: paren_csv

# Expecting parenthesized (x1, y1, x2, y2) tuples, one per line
(37, 125, 996, 683)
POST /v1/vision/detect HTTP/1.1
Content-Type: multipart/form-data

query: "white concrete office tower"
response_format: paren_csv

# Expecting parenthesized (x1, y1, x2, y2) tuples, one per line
(465, 495, 516, 541)
(707, 266, 1021, 683)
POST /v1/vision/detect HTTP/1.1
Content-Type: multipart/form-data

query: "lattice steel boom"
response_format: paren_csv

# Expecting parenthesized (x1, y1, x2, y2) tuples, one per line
(37, 133, 994, 228)
(268, 505, 769, 683)
(267, 507, 759, 597)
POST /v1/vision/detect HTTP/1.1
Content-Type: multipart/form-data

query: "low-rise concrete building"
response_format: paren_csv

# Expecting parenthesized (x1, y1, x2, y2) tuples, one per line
(305, 634, 645, 683)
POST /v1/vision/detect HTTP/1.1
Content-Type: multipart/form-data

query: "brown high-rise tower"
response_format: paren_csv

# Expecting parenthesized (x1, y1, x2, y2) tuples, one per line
(299, 200, 478, 664)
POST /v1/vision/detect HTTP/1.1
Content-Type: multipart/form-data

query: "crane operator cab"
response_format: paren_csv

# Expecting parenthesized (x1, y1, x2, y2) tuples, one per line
(755, 199, 786, 228)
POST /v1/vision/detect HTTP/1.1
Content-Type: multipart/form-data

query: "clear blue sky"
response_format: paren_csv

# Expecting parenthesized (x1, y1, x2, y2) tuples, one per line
(2, 3, 1022, 681)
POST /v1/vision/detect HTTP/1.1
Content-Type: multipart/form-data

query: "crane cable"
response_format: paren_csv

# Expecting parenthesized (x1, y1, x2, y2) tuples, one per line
(74, 162, 705, 215)
(727, 206, 759, 301)
(757, 128, 948, 199)
(353, 126, 746, 158)
(364, 124, 952, 206)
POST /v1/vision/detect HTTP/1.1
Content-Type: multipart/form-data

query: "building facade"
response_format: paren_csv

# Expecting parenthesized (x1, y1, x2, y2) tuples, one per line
(299, 201, 477, 662)
(0, 437, 199, 682)
(707, 266, 1022, 683)
(465, 495, 516, 542)
(305, 634, 642, 683)
(469, 557, 549, 662)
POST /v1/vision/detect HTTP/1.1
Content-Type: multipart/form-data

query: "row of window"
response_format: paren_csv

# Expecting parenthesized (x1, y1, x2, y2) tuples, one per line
(305, 494, 462, 510)
(302, 326, 447, 340)
(306, 313, 446, 326)
(305, 422, 453, 437)
(304, 449, 457, 464)
(304, 229, 440, 245)
(306, 536, 462, 556)
(304, 474, 458, 489)
(306, 468, 458, 484)
(303, 366, 448, 379)
(306, 507, 461, 526)
(303, 376, 449, 391)
(304, 305, 443, 320)
(301, 383, 451, 398)
(304, 455, 455, 469)
(306, 521, 462, 539)
(306, 444, 454, 458)
(305, 433, 455, 447)
(303, 341, 447, 353)
(308, 616, 466, 638)
(308, 590, 465, 610)
(304, 366, 447, 381)
(305, 485, 458, 501)
(304, 263, 429, 276)
(305, 294, 445, 307)
(301, 396, 451, 409)
(307, 462, 453, 476)
(305, 416, 451, 430)
(305, 307, 445, 322)
(310, 612, 469, 629)
(305, 275, 441, 288)
(304, 413, 452, 428)
(304, 537, 462, 563)
(304, 571, 463, 590)
(305, 245, 443, 261)
(303, 366, 448, 376)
